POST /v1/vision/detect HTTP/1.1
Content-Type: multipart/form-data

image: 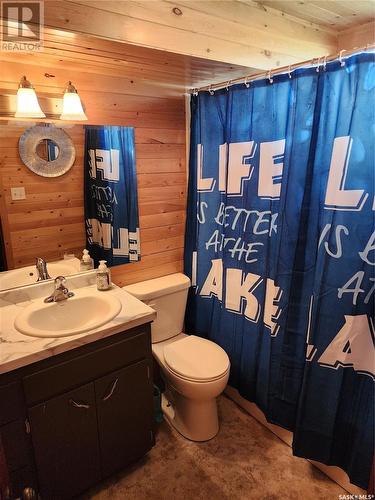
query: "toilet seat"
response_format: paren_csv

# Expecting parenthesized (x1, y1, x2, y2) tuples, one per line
(163, 335, 230, 383)
(166, 364, 230, 383)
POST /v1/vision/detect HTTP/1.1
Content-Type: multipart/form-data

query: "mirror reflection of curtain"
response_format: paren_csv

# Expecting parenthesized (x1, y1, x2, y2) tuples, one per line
(184, 52, 374, 490)
(84, 126, 140, 266)
(47, 140, 58, 161)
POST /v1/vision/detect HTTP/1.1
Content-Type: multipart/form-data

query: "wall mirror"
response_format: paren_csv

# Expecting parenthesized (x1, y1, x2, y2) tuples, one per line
(18, 124, 76, 177)
(0, 122, 139, 292)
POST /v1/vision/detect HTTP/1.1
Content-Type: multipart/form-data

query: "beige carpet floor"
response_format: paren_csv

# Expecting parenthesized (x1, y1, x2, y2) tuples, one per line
(82, 395, 346, 500)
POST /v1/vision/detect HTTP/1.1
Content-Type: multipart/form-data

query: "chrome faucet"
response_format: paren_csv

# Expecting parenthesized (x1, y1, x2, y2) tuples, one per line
(36, 257, 51, 281)
(44, 276, 74, 303)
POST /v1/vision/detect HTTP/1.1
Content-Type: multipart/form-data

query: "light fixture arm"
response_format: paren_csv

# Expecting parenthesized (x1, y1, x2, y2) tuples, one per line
(18, 76, 33, 89)
(64, 81, 78, 94)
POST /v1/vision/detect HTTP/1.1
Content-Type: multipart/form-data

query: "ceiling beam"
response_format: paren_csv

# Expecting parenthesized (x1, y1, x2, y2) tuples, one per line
(40, 0, 338, 70)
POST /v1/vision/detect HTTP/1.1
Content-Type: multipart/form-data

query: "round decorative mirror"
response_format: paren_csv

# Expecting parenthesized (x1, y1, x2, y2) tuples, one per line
(19, 125, 76, 177)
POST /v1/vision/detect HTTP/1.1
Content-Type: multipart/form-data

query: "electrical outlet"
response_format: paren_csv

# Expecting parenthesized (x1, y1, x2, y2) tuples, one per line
(11, 187, 26, 200)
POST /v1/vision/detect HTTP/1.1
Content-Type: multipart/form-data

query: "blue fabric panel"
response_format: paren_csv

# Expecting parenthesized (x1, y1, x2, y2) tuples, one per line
(184, 52, 375, 489)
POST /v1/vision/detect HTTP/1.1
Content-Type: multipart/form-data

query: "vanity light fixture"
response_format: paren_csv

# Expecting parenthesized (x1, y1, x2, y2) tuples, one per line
(60, 81, 87, 121)
(15, 76, 46, 119)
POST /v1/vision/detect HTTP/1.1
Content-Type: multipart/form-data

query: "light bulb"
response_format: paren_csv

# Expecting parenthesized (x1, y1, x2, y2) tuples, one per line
(15, 76, 45, 119)
(60, 81, 87, 121)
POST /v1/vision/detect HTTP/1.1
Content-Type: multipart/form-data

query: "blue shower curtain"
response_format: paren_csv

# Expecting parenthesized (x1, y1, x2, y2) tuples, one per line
(84, 126, 140, 266)
(184, 52, 374, 489)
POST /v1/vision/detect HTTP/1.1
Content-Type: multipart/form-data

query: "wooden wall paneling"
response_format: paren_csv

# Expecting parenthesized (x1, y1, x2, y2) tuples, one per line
(111, 260, 184, 287)
(338, 21, 375, 50)
(0, 157, 13, 270)
(138, 199, 186, 216)
(0, 92, 186, 128)
(0, 58, 187, 98)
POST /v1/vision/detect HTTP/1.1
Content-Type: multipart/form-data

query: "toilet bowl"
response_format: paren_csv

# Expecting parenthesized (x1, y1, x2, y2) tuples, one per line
(153, 333, 230, 441)
(124, 273, 230, 441)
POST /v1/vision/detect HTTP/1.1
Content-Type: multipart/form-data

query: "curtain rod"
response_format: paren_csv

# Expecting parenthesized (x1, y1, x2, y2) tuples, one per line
(191, 43, 375, 94)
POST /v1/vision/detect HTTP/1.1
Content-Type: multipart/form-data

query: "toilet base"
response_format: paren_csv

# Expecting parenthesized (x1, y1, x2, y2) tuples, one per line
(161, 390, 219, 442)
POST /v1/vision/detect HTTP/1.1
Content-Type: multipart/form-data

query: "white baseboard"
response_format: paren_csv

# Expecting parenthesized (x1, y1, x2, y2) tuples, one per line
(225, 386, 366, 496)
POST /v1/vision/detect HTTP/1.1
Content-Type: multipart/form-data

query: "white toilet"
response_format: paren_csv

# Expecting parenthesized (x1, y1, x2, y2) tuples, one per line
(124, 273, 230, 442)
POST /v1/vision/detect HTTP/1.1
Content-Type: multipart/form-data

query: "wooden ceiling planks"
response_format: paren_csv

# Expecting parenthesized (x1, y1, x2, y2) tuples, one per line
(258, 0, 375, 31)
(34, 1, 338, 69)
(0, 25, 256, 98)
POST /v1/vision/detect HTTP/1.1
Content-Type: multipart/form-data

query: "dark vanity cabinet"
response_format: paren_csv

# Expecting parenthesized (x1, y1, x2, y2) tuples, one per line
(28, 382, 101, 499)
(0, 324, 155, 499)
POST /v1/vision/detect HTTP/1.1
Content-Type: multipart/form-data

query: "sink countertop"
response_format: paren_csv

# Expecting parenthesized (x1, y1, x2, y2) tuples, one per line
(0, 272, 156, 375)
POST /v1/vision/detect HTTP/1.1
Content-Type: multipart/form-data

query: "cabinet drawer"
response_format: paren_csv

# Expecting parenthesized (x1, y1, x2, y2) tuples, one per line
(23, 330, 150, 406)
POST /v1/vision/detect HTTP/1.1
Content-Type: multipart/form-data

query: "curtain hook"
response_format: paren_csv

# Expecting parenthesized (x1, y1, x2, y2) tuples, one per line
(193, 88, 198, 96)
(339, 49, 346, 67)
(268, 70, 273, 84)
(208, 84, 215, 96)
(244, 77, 250, 88)
(323, 55, 327, 71)
(226, 80, 231, 91)
(316, 56, 321, 72)
(288, 65, 292, 79)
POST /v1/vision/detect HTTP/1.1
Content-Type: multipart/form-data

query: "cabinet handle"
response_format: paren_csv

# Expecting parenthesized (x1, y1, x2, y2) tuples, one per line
(102, 378, 118, 401)
(69, 398, 90, 409)
(25, 419, 31, 434)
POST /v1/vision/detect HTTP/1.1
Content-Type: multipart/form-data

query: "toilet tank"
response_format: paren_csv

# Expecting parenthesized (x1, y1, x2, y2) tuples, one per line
(124, 273, 191, 343)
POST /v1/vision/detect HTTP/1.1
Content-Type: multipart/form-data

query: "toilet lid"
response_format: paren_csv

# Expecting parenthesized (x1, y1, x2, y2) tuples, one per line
(163, 335, 230, 381)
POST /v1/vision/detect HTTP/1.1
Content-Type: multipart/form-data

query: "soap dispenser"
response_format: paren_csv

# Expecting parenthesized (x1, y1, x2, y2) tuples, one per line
(80, 249, 94, 271)
(96, 260, 111, 291)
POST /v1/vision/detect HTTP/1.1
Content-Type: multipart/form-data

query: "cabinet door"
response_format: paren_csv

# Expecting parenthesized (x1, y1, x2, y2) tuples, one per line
(95, 360, 154, 478)
(28, 382, 100, 499)
(0, 433, 10, 500)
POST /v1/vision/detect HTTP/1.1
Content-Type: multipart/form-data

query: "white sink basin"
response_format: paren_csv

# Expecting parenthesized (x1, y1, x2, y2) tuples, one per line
(14, 290, 122, 338)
